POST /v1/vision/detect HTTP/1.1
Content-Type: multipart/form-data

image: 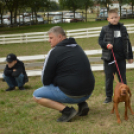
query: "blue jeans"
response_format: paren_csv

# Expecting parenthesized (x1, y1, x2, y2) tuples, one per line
(33, 84, 91, 104)
(3, 74, 25, 88)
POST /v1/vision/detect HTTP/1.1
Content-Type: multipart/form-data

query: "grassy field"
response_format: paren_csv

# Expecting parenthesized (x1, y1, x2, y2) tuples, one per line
(1, 70, 134, 134)
(1, 20, 134, 134)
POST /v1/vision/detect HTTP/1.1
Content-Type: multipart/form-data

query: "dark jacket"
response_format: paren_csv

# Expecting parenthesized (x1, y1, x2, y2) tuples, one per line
(99, 23, 133, 61)
(4, 60, 28, 83)
(42, 38, 95, 97)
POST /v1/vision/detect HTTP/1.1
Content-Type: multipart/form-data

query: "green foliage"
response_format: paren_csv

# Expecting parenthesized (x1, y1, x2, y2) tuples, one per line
(45, 1, 59, 11)
(82, 0, 94, 10)
(27, 0, 49, 12)
(59, 0, 82, 12)
(95, 0, 113, 7)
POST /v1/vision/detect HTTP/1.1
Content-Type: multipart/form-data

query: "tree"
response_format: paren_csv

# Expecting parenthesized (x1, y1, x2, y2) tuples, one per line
(0, 0, 5, 25)
(13, 0, 25, 24)
(59, 0, 82, 17)
(95, 0, 113, 12)
(81, 0, 94, 22)
(27, 0, 48, 24)
(47, 1, 59, 11)
(126, 0, 134, 18)
(117, 0, 127, 18)
(5, 0, 15, 25)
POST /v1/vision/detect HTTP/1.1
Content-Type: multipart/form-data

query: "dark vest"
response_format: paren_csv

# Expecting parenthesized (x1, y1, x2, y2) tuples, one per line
(103, 23, 129, 59)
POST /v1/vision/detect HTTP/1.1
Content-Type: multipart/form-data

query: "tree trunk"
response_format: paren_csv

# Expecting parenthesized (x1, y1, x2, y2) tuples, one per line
(132, 3, 134, 18)
(14, 8, 18, 24)
(0, 9, 3, 25)
(35, 12, 38, 24)
(11, 11, 13, 25)
(85, 8, 87, 22)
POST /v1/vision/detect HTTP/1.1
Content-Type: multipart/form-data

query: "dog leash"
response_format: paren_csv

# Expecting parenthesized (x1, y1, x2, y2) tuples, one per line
(111, 49, 124, 83)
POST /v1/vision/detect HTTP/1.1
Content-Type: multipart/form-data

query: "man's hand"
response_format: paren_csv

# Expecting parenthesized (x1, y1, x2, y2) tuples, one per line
(128, 59, 133, 64)
(13, 69, 16, 72)
(107, 44, 113, 50)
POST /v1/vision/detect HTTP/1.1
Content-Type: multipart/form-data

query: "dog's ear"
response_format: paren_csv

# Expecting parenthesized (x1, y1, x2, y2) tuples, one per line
(126, 86, 132, 97)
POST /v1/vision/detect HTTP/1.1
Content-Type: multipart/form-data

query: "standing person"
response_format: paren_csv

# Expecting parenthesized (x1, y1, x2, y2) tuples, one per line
(98, 9, 133, 103)
(33, 26, 95, 122)
(3, 53, 28, 91)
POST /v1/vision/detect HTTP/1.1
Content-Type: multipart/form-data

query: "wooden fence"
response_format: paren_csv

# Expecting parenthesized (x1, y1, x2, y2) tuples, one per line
(0, 24, 134, 45)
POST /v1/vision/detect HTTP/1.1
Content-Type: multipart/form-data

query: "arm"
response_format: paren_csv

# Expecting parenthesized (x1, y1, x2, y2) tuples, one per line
(42, 49, 57, 85)
(98, 27, 108, 49)
(12, 67, 23, 77)
(126, 30, 133, 63)
(4, 65, 13, 76)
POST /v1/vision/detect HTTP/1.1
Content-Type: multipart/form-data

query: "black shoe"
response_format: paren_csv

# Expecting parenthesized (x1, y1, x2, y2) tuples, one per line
(6, 87, 15, 91)
(77, 102, 89, 116)
(57, 107, 77, 122)
(19, 86, 25, 90)
(104, 97, 112, 103)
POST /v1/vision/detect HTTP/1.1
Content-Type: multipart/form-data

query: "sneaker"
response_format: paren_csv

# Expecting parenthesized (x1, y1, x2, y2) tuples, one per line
(57, 107, 77, 122)
(6, 87, 15, 91)
(104, 97, 112, 103)
(19, 86, 25, 90)
(77, 102, 89, 116)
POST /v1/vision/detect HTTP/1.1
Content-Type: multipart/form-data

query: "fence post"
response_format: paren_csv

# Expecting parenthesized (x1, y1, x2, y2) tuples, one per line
(22, 34, 25, 43)
(25, 34, 27, 44)
(20, 35, 22, 43)
(3, 36, 5, 45)
(44, 32, 46, 42)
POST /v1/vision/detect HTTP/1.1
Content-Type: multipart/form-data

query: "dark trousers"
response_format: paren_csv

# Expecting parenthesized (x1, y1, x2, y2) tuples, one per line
(104, 59, 126, 97)
(3, 74, 25, 88)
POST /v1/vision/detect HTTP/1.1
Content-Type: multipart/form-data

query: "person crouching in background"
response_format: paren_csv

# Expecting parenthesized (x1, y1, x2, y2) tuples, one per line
(3, 53, 28, 91)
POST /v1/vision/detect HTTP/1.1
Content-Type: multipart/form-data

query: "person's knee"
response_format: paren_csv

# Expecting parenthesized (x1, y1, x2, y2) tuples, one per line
(33, 90, 38, 98)
(33, 96, 46, 104)
(33, 96, 39, 103)
(33, 90, 43, 103)
(3, 74, 8, 79)
(15, 74, 24, 80)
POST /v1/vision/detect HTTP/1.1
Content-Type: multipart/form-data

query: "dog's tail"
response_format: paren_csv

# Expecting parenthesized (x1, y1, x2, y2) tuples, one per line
(113, 73, 119, 83)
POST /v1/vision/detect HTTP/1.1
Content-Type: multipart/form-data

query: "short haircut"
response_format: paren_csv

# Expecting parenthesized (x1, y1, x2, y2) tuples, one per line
(108, 9, 118, 16)
(48, 26, 66, 37)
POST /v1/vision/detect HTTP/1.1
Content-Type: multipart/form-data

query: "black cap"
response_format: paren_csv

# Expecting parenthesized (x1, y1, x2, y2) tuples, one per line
(6, 53, 17, 63)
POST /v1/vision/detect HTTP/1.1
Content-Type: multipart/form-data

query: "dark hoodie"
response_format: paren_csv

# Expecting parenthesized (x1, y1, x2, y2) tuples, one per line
(42, 38, 95, 97)
(4, 60, 28, 83)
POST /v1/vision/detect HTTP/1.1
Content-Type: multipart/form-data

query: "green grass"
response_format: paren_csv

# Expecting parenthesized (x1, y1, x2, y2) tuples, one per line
(1, 19, 134, 134)
(1, 70, 134, 134)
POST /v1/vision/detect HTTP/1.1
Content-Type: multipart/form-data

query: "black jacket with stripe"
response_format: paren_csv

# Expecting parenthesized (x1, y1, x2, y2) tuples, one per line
(42, 38, 95, 97)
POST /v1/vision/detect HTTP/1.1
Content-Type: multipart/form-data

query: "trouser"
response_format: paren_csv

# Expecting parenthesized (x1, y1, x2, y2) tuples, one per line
(104, 59, 126, 97)
(3, 74, 25, 88)
(33, 84, 91, 104)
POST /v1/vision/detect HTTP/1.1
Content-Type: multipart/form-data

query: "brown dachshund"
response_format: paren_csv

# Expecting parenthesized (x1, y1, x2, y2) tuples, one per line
(111, 75, 134, 124)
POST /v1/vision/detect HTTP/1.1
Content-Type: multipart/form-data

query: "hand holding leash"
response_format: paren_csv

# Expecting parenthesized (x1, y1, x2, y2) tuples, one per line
(107, 44, 113, 50)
